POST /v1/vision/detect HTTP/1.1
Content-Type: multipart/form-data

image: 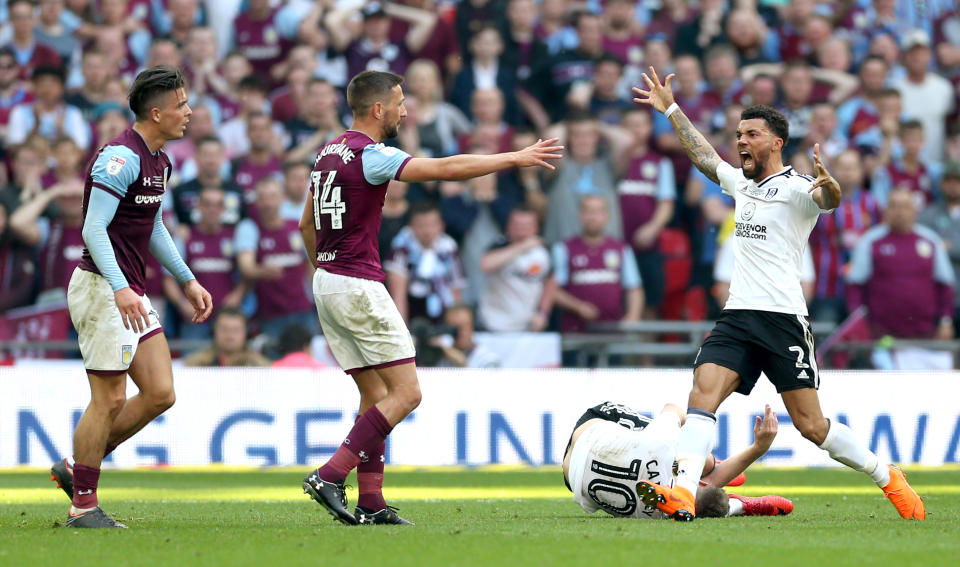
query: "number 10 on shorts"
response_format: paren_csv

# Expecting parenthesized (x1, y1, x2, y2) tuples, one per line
(312, 170, 346, 230)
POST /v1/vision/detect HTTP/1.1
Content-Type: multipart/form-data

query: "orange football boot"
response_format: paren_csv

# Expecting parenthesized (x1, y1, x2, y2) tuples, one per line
(882, 465, 925, 520)
(637, 481, 696, 522)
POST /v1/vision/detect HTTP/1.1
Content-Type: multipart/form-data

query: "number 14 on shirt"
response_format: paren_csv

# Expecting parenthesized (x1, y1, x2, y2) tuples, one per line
(312, 170, 346, 230)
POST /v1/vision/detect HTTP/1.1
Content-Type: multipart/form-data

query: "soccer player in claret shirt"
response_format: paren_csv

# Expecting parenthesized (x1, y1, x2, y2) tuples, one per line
(299, 70, 562, 525)
(49, 67, 214, 528)
(632, 67, 925, 522)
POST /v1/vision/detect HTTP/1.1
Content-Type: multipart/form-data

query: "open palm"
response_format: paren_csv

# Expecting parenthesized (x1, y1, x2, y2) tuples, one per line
(632, 66, 677, 114)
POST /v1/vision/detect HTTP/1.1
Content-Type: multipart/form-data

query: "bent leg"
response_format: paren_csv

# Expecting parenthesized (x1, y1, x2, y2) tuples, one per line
(781, 388, 889, 485)
(106, 333, 176, 450)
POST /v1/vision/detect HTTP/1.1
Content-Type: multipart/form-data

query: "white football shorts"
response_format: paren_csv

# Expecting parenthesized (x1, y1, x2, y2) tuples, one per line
(67, 268, 163, 374)
(312, 268, 416, 374)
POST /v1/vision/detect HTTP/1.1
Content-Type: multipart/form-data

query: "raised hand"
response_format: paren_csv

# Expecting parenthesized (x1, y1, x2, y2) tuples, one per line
(632, 66, 677, 115)
(752, 404, 779, 453)
(809, 143, 842, 209)
(515, 138, 564, 170)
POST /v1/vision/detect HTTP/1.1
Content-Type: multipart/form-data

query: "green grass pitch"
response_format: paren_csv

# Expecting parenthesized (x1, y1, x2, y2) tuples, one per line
(1, 467, 958, 566)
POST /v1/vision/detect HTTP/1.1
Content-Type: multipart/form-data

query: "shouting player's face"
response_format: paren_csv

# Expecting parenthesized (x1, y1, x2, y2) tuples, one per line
(736, 118, 780, 180)
(380, 85, 407, 139)
(158, 87, 192, 141)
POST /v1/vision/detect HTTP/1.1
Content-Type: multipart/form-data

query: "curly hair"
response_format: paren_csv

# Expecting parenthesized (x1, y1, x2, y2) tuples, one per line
(741, 104, 790, 146)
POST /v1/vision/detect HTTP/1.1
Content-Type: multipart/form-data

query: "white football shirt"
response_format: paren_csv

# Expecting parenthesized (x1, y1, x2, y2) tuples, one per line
(717, 162, 829, 316)
(569, 412, 680, 519)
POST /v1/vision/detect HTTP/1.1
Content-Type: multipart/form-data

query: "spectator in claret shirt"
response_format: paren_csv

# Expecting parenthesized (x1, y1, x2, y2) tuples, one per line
(871, 120, 941, 209)
(616, 108, 675, 321)
(8, 177, 84, 298)
(836, 55, 890, 142)
(232, 0, 292, 82)
(552, 195, 642, 334)
(236, 177, 316, 339)
(847, 188, 955, 341)
(2, 0, 61, 80)
(0, 199, 36, 314)
(231, 112, 285, 211)
(166, 187, 246, 340)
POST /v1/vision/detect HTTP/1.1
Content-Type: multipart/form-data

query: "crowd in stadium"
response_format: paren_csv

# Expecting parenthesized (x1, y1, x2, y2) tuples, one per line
(0, 0, 958, 368)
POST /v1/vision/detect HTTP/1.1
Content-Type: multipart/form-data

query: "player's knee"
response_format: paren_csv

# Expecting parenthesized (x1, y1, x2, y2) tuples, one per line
(796, 417, 828, 445)
(149, 388, 176, 414)
(401, 384, 422, 414)
(104, 391, 126, 415)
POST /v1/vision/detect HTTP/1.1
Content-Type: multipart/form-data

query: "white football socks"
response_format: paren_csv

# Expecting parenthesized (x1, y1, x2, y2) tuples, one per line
(674, 410, 717, 497)
(819, 419, 890, 487)
(726, 497, 744, 517)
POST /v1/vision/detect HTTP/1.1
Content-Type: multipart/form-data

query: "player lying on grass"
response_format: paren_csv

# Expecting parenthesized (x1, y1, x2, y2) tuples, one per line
(563, 402, 792, 518)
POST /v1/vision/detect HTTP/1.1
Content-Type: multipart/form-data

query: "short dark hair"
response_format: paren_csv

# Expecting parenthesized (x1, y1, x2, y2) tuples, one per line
(8, 0, 35, 11)
(900, 119, 924, 134)
(409, 201, 440, 219)
(860, 54, 889, 70)
(215, 306, 246, 324)
(31, 64, 65, 84)
(277, 324, 314, 356)
(741, 104, 790, 146)
(596, 52, 624, 69)
(695, 485, 730, 518)
(238, 74, 270, 94)
(283, 160, 312, 173)
(196, 135, 223, 149)
(128, 65, 186, 120)
(346, 70, 404, 118)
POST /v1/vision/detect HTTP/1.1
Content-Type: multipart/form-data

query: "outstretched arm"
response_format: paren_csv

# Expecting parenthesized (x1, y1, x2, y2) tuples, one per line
(701, 404, 778, 487)
(398, 138, 563, 183)
(633, 67, 724, 185)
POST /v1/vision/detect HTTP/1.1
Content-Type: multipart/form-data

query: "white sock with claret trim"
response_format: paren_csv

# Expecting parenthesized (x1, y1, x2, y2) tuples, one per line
(674, 409, 717, 497)
(819, 419, 890, 486)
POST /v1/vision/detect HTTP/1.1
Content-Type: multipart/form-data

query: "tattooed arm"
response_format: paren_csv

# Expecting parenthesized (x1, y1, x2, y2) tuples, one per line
(633, 66, 724, 185)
